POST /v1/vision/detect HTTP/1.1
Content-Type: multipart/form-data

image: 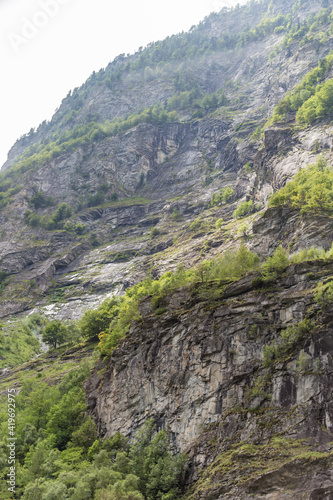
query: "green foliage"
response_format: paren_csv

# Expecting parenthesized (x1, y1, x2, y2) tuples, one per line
(296, 77, 333, 124)
(210, 186, 235, 207)
(87, 191, 105, 208)
(42, 320, 68, 349)
(289, 246, 327, 264)
(24, 210, 41, 228)
(261, 245, 289, 281)
(252, 243, 333, 289)
(29, 191, 55, 209)
(189, 219, 209, 233)
(169, 209, 182, 221)
(314, 279, 333, 308)
(215, 218, 223, 229)
(0, 314, 43, 368)
(150, 227, 160, 238)
(167, 88, 202, 111)
(68, 417, 98, 452)
(233, 200, 253, 218)
(262, 319, 313, 367)
(79, 298, 118, 339)
(0, 373, 186, 500)
(237, 222, 250, 236)
(128, 420, 187, 500)
(269, 157, 333, 215)
(270, 52, 333, 123)
(209, 244, 260, 281)
(244, 162, 253, 173)
(24, 202, 73, 230)
(63, 221, 86, 234)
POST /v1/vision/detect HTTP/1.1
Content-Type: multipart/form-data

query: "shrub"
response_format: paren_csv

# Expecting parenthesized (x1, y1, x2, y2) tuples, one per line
(79, 298, 118, 339)
(170, 209, 182, 221)
(210, 186, 234, 207)
(314, 280, 333, 308)
(29, 191, 54, 209)
(269, 157, 333, 215)
(63, 221, 87, 234)
(261, 245, 289, 281)
(269, 52, 333, 124)
(296, 78, 333, 124)
(262, 319, 313, 368)
(233, 200, 253, 218)
(215, 218, 223, 229)
(190, 219, 204, 232)
(87, 192, 104, 208)
(150, 227, 160, 238)
(24, 210, 41, 227)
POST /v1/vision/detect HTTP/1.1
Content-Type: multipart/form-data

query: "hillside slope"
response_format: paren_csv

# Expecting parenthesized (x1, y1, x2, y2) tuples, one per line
(2, 0, 333, 497)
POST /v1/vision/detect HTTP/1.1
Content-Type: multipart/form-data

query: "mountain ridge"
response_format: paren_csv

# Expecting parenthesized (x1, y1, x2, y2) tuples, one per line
(2, 0, 333, 497)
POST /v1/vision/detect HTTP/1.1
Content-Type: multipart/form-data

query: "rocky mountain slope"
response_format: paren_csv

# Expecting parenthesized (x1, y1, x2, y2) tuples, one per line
(2, 0, 333, 497)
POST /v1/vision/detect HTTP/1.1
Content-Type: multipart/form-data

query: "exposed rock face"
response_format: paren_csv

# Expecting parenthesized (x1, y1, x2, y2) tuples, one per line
(86, 259, 333, 497)
(2, 0, 333, 497)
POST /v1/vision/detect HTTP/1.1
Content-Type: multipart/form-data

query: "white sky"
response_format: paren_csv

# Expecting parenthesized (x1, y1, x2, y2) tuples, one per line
(0, 0, 247, 168)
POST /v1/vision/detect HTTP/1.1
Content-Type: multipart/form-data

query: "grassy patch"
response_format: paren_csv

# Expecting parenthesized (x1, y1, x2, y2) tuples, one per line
(186, 438, 332, 498)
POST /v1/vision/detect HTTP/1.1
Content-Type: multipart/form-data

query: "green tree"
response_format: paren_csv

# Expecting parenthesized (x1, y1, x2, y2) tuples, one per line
(42, 321, 68, 349)
(69, 417, 98, 453)
(79, 298, 118, 339)
(47, 387, 86, 450)
(24, 440, 50, 499)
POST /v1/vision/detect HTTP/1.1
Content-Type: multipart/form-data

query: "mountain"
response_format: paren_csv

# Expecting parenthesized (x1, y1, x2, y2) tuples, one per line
(1, 0, 333, 498)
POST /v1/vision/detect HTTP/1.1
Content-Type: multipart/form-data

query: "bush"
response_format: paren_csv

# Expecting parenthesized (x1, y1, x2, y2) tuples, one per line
(150, 227, 160, 238)
(190, 219, 206, 232)
(24, 210, 41, 227)
(63, 221, 86, 234)
(262, 319, 313, 368)
(261, 245, 289, 281)
(314, 280, 333, 308)
(210, 186, 234, 207)
(29, 191, 54, 209)
(270, 53, 333, 124)
(296, 78, 333, 124)
(87, 192, 104, 208)
(268, 157, 333, 215)
(233, 200, 253, 218)
(170, 209, 182, 221)
(215, 218, 223, 229)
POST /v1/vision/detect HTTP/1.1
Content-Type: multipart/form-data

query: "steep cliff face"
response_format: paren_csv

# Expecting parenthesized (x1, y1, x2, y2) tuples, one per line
(1, 0, 333, 322)
(86, 258, 333, 498)
(2, 0, 333, 497)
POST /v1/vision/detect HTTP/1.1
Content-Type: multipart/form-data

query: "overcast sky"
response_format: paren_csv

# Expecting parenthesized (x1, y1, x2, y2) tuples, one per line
(0, 0, 247, 168)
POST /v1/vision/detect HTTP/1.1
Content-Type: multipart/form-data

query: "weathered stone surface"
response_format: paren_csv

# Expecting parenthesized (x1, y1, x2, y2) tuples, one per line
(86, 261, 333, 455)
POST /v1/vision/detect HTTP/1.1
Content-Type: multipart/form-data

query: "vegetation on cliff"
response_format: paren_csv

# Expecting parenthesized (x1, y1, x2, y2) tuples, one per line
(28, 241, 333, 359)
(269, 157, 333, 214)
(269, 50, 333, 125)
(0, 358, 187, 499)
